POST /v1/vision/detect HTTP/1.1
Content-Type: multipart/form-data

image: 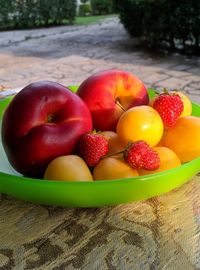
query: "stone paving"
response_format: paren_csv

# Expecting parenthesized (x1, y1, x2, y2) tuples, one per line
(0, 16, 200, 102)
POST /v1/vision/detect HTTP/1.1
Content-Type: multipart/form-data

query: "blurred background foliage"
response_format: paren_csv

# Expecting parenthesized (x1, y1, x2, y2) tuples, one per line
(114, 0, 200, 54)
(0, 0, 77, 29)
(0, 0, 115, 29)
(0, 0, 199, 54)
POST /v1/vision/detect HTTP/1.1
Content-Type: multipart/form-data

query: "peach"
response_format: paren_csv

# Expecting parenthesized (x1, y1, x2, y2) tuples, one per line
(93, 156, 138, 180)
(116, 105, 164, 147)
(163, 116, 200, 162)
(77, 69, 149, 131)
(139, 146, 181, 175)
(44, 155, 93, 181)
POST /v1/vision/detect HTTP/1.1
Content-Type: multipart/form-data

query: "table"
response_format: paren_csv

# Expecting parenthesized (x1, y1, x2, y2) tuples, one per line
(0, 90, 200, 270)
(1, 175, 200, 270)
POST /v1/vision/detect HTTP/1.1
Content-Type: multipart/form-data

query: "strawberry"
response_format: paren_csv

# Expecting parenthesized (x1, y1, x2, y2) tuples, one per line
(153, 90, 184, 128)
(124, 141, 160, 170)
(78, 132, 109, 167)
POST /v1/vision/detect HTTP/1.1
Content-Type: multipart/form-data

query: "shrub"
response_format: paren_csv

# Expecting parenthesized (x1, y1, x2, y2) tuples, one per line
(79, 3, 92, 16)
(0, 0, 15, 27)
(91, 0, 114, 15)
(0, 0, 77, 30)
(115, 0, 200, 53)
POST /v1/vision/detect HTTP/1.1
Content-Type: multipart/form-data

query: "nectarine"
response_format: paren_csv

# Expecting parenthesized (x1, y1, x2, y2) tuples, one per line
(1, 81, 93, 177)
(77, 69, 149, 131)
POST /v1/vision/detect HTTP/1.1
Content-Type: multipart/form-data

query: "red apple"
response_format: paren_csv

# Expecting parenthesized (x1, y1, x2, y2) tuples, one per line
(1, 81, 93, 178)
(77, 69, 149, 131)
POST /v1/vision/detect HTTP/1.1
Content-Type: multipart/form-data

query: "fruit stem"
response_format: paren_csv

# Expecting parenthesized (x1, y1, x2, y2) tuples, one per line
(102, 141, 134, 159)
(153, 89, 160, 95)
(163, 88, 168, 94)
(102, 150, 125, 159)
(47, 114, 55, 123)
(115, 97, 126, 112)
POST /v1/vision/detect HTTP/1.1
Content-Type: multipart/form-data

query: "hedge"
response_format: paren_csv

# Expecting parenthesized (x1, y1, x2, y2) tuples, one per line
(0, 0, 77, 30)
(91, 0, 115, 15)
(79, 3, 92, 16)
(115, 0, 200, 53)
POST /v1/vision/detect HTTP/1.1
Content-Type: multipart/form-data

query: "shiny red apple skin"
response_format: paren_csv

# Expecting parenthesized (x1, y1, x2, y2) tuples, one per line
(77, 69, 149, 131)
(1, 81, 93, 178)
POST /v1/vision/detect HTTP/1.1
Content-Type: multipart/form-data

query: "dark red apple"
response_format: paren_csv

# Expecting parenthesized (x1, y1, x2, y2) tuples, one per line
(1, 81, 93, 178)
(77, 69, 149, 131)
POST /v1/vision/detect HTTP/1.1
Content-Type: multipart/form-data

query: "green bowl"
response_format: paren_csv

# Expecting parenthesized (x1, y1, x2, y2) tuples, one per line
(0, 87, 200, 207)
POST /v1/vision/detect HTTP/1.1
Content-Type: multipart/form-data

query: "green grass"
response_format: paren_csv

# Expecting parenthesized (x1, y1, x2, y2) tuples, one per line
(74, 15, 115, 26)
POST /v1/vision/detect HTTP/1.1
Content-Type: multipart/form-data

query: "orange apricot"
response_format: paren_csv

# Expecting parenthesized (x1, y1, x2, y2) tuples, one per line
(139, 146, 181, 175)
(173, 91, 192, 117)
(116, 105, 164, 147)
(150, 91, 192, 118)
(155, 130, 167, 146)
(100, 131, 125, 155)
(163, 116, 200, 162)
(44, 155, 93, 181)
(93, 156, 138, 180)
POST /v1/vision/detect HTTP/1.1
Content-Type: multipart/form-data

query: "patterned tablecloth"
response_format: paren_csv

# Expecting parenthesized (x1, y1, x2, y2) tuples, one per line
(1, 175, 200, 270)
(1, 91, 200, 270)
